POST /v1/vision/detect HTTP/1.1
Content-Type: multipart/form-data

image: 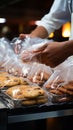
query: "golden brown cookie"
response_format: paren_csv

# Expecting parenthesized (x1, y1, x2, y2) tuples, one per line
(5, 85, 31, 99)
(63, 84, 73, 91)
(36, 97, 48, 104)
(28, 75, 44, 85)
(19, 77, 29, 85)
(5, 86, 23, 99)
(0, 75, 10, 88)
(58, 86, 73, 95)
(22, 96, 48, 106)
(49, 89, 63, 95)
(0, 74, 29, 88)
(58, 87, 67, 94)
(22, 99, 37, 106)
(5, 85, 45, 99)
(22, 86, 45, 99)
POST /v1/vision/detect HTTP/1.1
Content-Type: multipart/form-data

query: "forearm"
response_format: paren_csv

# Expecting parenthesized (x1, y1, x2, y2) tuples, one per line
(29, 26, 49, 38)
(63, 40, 73, 56)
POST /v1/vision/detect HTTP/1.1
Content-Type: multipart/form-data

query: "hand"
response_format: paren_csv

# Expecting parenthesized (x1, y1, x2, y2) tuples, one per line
(33, 41, 71, 67)
(19, 33, 30, 39)
(21, 41, 70, 67)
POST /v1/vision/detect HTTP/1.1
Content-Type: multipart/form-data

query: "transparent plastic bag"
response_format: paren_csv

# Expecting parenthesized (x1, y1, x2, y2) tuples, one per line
(27, 62, 53, 85)
(54, 56, 73, 72)
(0, 37, 12, 67)
(20, 38, 50, 63)
(10, 36, 53, 64)
(43, 64, 73, 103)
(0, 37, 32, 77)
(10, 37, 25, 54)
(10, 36, 50, 54)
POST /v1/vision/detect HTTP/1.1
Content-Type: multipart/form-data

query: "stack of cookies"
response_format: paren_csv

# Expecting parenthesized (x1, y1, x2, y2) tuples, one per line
(0, 71, 29, 89)
(5, 85, 48, 106)
(27, 71, 51, 85)
(45, 80, 73, 103)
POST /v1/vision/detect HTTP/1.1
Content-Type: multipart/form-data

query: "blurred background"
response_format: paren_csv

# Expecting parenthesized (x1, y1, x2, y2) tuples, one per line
(0, 0, 70, 41)
(0, 1, 73, 130)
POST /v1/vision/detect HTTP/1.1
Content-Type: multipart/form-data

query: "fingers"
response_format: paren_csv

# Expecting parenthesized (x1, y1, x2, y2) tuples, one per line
(32, 44, 48, 53)
(19, 34, 25, 39)
(19, 34, 30, 39)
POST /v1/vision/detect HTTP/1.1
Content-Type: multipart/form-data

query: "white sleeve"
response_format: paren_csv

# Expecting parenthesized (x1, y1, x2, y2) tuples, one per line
(38, 0, 71, 34)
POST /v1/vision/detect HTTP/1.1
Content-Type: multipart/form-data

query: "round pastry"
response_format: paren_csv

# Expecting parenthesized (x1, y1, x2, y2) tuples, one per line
(5, 86, 23, 99)
(6, 85, 45, 99)
(22, 86, 45, 99)
(22, 96, 48, 106)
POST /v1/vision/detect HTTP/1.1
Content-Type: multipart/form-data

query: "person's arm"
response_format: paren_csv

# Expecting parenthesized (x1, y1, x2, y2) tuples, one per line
(19, 0, 70, 39)
(19, 26, 48, 39)
(63, 40, 73, 55)
(29, 26, 49, 38)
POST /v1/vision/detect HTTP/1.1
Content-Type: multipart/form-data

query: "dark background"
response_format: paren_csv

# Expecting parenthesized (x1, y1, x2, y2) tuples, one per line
(0, 0, 68, 41)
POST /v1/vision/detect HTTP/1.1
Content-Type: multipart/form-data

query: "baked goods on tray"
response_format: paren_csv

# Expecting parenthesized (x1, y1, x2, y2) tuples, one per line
(5, 85, 48, 106)
(5, 85, 45, 99)
(22, 96, 48, 106)
(0, 72, 28, 88)
(45, 80, 73, 103)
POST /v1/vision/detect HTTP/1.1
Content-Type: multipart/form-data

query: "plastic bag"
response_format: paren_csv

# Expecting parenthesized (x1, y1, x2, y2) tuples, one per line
(43, 63, 73, 103)
(10, 36, 50, 54)
(0, 37, 31, 77)
(27, 62, 53, 86)
(10, 37, 25, 54)
(0, 37, 11, 67)
(10, 36, 53, 64)
(20, 38, 50, 63)
(54, 56, 73, 72)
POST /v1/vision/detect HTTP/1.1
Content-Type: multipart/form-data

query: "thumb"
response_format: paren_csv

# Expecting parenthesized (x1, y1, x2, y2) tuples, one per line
(32, 44, 48, 53)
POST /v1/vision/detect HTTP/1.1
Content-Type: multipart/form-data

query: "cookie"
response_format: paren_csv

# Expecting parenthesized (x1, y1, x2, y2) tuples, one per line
(22, 96, 48, 106)
(5, 85, 31, 99)
(36, 96, 48, 104)
(58, 86, 73, 95)
(58, 87, 67, 94)
(49, 89, 63, 95)
(0, 73, 29, 88)
(0, 75, 10, 88)
(63, 84, 73, 91)
(22, 86, 45, 99)
(6, 86, 22, 99)
(19, 77, 29, 85)
(5, 85, 45, 99)
(22, 99, 36, 105)
(4, 76, 20, 87)
(28, 75, 44, 85)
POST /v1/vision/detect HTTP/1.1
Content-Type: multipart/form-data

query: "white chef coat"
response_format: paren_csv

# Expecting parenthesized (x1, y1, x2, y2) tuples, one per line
(38, 0, 71, 35)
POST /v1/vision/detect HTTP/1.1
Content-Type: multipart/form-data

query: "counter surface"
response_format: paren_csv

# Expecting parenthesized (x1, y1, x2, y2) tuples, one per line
(0, 97, 73, 123)
(0, 98, 73, 130)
